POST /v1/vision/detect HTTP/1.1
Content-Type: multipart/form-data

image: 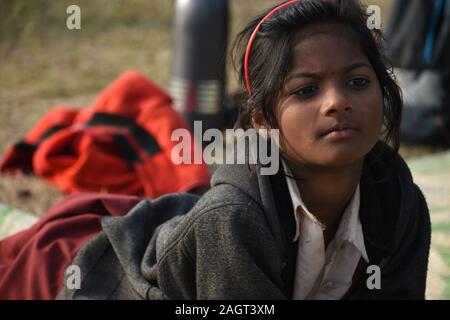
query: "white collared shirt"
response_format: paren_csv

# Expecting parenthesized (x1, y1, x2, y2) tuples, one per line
(282, 160, 369, 300)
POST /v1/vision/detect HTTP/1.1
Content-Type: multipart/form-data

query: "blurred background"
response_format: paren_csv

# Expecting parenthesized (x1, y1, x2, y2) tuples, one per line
(0, 0, 448, 299)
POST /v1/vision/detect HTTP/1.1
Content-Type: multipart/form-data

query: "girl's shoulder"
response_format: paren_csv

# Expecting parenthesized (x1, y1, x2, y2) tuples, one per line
(182, 183, 264, 228)
(160, 184, 266, 247)
(157, 184, 275, 268)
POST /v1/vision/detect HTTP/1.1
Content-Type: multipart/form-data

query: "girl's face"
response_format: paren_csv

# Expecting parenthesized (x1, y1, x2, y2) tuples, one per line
(276, 25, 383, 169)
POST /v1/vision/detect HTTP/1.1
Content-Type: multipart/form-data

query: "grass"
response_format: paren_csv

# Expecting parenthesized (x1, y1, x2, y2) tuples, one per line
(435, 247, 450, 300)
(433, 222, 450, 234)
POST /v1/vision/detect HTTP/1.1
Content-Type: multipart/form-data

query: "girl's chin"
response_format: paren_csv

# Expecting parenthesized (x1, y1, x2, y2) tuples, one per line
(282, 142, 371, 169)
(319, 157, 364, 169)
(286, 152, 364, 171)
(309, 148, 367, 168)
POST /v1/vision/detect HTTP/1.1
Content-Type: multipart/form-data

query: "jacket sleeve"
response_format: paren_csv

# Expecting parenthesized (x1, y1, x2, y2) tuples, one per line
(156, 200, 287, 300)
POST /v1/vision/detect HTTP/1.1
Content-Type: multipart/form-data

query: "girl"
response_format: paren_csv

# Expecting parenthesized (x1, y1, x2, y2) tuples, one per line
(59, 0, 431, 300)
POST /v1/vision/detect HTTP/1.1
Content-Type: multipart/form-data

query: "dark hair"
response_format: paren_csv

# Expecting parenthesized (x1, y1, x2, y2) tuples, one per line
(231, 0, 403, 157)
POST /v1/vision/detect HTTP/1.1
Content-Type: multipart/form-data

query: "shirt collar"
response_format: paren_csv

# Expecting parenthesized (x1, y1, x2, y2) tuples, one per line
(281, 159, 369, 263)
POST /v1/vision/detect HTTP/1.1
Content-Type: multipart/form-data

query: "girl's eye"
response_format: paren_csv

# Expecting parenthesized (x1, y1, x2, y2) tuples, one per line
(348, 77, 370, 89)
(293, 85, 319, 97)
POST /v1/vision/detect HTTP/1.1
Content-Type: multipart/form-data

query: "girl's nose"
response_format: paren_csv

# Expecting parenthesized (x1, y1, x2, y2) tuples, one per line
(320, 86, 353, 116)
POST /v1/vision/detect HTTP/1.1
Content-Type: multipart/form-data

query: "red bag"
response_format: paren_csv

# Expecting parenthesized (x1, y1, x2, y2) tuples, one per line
(0, 71, 210, 197)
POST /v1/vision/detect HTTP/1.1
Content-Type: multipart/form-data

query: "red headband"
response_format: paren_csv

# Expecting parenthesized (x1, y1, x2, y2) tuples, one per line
(244, 0, 303, 96)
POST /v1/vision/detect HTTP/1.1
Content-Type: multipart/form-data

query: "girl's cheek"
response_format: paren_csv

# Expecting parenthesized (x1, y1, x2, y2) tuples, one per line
(358, 85, 383, 119)
(367, 96, 384, 137)
(370, 90, 384, 125)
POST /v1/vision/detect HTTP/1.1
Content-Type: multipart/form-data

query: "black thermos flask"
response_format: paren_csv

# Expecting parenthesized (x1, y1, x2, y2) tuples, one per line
(171, 0, 229, 134)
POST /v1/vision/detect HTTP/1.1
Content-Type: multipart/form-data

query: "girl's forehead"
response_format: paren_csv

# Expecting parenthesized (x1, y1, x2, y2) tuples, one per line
(293, 21, 361, 48)
(286, 35, 372, 83)
(290, 23, 368, 68)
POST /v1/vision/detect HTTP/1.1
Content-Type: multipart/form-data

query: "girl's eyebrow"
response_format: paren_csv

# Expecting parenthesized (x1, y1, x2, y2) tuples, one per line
(286, 62, 373, 81)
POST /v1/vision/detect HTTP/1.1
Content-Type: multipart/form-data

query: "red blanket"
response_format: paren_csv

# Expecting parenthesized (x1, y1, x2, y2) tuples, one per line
(0, 71, 210, 197)
(0, 192, 142, 300)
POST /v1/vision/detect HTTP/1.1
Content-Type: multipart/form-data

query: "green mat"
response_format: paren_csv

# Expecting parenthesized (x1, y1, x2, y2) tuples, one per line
(0, 203, 37, 240)
(408, 151, 450, 300)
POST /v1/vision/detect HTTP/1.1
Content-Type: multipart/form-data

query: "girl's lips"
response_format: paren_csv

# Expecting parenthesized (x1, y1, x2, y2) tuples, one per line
(324, 128, 358, 140)
(320, 122, 360, 139)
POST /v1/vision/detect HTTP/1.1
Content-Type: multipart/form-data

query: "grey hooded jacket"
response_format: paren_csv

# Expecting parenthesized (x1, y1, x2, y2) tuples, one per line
(57, 141, 431, 300)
